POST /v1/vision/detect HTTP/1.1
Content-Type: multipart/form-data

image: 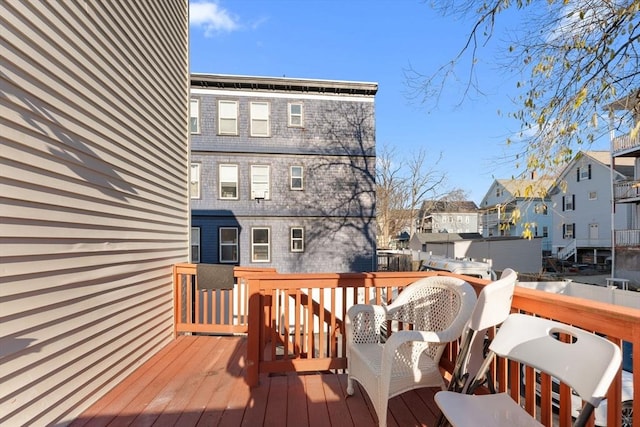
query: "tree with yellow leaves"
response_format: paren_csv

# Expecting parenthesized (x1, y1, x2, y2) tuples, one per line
(410, 0, 639, 179)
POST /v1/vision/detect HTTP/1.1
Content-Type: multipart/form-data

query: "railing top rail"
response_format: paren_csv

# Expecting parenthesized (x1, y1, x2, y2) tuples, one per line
(243, 271, 488, 290)
(514, 286, 640, 342)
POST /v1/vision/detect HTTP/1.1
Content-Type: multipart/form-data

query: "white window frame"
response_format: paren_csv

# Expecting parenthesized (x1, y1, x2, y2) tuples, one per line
(580, 166, 591, 180)
(190, 163, 201, 199)
(191, 227, 201, 263)
(219, 164, 238, 200)
(291, 227, 304, 252)
(219, 227, 239, 263)
(251, 165, 270, 200)
(564, 195, 574, 211)
(564, 223, 575, 239)
(288, 102, 303, 127)
(218, 100, 238, 135)
(251, 227, 271, 262)
(250, 101, 270, 137)
(535, 204, 548, 215)
(190, 98, 200, 134)
(290, 165, 303, 190)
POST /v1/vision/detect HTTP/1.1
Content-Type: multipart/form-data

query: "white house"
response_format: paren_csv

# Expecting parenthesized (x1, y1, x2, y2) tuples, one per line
(479, 178, 554, 254)
(550, 151, 634, 267)
(416, 200, 479, 234)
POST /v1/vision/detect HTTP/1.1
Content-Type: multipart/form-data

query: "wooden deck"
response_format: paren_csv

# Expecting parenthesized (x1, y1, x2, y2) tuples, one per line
(71, 335, 442, 427)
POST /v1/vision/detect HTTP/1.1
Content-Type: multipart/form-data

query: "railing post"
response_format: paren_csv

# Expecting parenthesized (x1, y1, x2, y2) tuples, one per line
(246, 277, 261, 387)
(173, 264, 178, 339)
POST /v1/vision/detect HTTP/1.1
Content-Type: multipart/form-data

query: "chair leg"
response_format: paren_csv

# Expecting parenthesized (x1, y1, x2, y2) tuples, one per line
(346, 375, 354, 395)
(434, 411, 450, 427)
(376, 401, 387, 427)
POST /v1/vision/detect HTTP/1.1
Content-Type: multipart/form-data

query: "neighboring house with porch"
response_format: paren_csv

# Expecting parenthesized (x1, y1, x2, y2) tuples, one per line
(189, 74, 378, 273)
(415, 200, 479, 234)
(479, 177, 554, 255)
(608, 91, 640, 285)
(550, 151, 634, 268)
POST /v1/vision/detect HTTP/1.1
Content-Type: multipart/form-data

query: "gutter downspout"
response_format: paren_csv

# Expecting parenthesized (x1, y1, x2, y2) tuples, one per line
(608, 108, 616, 279)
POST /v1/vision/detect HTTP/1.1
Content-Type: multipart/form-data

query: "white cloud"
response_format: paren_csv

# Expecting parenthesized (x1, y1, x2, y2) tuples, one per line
(547, 1, 609, 44)
(190, 1, 239, 36)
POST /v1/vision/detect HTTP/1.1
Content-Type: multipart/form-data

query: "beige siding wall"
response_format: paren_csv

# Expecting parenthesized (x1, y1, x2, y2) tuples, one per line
(1, 1, 189, 425)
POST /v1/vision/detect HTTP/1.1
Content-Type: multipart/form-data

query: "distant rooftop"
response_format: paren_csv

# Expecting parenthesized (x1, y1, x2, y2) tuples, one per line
(191, 73, 378, 96)
(419, 200, 479, 213)
(412, 232, 483, 244)
(496, 178, 555, 198)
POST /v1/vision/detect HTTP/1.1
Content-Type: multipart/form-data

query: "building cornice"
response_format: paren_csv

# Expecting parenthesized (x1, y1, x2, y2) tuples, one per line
(191, 73, 378, 96)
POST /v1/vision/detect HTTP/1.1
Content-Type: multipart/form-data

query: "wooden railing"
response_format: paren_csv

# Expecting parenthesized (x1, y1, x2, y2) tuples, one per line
(173, 265, 640, 427)
(614, 180, 640, 201)
(612, 132, 640, 153)
(172, 263, 276, 336)
(616, 229, 640, 247)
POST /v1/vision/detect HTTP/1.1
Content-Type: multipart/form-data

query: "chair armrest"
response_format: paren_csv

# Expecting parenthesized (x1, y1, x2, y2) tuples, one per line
(346, 303, 387, 345)
(381, 328, 463, 374)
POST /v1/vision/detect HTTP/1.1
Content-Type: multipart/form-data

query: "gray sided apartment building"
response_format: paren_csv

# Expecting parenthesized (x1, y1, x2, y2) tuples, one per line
(190, 74, 378, 273)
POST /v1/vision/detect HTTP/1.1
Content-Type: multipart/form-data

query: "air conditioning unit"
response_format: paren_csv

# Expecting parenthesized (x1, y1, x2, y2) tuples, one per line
(252, 190, 269, 200)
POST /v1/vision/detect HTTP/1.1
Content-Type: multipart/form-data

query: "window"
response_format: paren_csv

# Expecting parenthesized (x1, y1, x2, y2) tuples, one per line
(589, 191, 597, 200)
(288, 103, 303, 127)
(251, 227, 270, 262)
(190, 98, 200, 134)
(577, 164, 592, 181)
(291, 227, 304, 252)
(563, 223, 575, 239)
(496, 188, 502, 197)
(191, 227, 201, 263)
(218, 100, 238, 135)
(251, 165, 270, 199)
(543, 226, 548, 238)
(219, 227, 238, 263)
(290, 166, 303, 190)
(250, 102, 270, 137)
(190, 163, 200, 199)
(219, 164, 238, 199)
(457, 216, 462, 223)
(534, 204, 548, 215)
(562, 195, 575, 211)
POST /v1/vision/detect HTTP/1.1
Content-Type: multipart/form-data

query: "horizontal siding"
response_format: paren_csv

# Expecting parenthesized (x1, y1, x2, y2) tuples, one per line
(0, 1, 189, 426)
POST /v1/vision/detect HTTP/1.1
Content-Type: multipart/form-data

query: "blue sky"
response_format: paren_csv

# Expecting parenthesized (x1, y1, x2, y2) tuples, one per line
(188, 0, 608, 204)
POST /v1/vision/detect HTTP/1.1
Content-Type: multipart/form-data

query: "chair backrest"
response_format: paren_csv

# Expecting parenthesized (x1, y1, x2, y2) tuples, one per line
(386, 275, 477, 358)
(488, 313, 622, 408)
(468, 268, 517, 332)
(451, 268, 517, 391)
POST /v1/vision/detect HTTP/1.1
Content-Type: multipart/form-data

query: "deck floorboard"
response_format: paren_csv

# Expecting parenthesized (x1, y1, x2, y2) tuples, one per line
(73, 335, 442, 426)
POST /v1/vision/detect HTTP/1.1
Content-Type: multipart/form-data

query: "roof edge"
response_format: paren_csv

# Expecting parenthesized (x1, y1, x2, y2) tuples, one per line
(190, 73, 378, 95)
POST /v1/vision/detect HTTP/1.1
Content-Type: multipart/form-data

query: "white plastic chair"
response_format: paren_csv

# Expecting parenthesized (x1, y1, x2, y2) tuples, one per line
(435, 313, 622, 427)
(345, 275, 477, 427)
(446, 268, 517, 394)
